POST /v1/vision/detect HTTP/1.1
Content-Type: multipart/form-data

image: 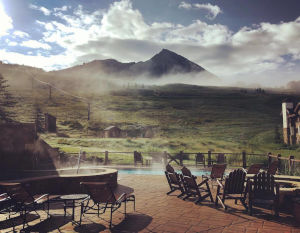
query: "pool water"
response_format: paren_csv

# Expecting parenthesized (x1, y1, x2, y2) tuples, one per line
(117, 168, 211, 176)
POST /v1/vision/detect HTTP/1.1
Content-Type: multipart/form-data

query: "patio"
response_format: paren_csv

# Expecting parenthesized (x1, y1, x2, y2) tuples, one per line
(0, 174, 299, 233)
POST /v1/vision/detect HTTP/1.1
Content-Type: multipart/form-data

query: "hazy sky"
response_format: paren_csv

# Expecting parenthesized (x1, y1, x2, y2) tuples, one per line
(0, 0, 300, 87)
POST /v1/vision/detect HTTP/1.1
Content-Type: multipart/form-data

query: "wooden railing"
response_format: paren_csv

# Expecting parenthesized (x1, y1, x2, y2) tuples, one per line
(63, 150, 300, 175)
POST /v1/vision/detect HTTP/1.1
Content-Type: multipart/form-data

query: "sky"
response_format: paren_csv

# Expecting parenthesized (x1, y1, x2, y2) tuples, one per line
(0, 0, 300, 87)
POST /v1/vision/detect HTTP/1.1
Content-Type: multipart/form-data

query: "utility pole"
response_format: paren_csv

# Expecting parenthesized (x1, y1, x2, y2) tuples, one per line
(87, 102, 91, 120)
(49, 85, 52, 100)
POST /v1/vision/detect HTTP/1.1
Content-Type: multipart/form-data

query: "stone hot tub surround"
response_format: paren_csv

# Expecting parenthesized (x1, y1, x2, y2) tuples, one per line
(0, 167, 118, 195)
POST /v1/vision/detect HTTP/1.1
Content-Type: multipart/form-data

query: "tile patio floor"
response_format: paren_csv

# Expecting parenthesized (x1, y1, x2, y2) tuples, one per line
(0, 174, 300, 232)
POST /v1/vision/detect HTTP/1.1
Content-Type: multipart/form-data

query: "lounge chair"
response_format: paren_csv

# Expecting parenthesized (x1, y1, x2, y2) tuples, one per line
(0, 183, 53, 229)
(80, 182, 135, 228)
(0, 193, 15, 218)
(215, 169, 248, 210)
(248, 172, 280, 216)
(202, 164, 227, 188)
(246, 164, 263, 174)
(180, 167, 213, 204)
(195, 153, 205, 167)
(267, 160, 278, 175)
(164, 164, 185, 197)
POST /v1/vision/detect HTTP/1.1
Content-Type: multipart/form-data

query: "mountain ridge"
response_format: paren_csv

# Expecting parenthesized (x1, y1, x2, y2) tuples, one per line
(50, 49, 214, 78)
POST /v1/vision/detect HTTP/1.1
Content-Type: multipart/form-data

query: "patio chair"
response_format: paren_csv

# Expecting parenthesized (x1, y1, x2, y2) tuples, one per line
(202, 164, 227, 188)
(134, 151, 143, 166)
(245, 164, 263, 174)
(267, 160, 278, 175)
(80, 182, 135, 228)
(0, 182, 53, 229)
(0, 193, 15, 218)
(216, 153, 226, 164)
(164, 164, 185, 197)
(195, 153, 205, 167)
(248, 172, 280, 216)
(180, 167, 213, 204)
(215, 169, 248, 210)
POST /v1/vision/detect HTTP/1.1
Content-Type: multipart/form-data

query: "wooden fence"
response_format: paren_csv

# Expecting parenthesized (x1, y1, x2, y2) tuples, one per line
(63, 150, 300, 175)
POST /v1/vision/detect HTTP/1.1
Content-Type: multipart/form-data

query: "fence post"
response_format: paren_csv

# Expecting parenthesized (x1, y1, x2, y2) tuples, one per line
(289, 155, 295, 175)
(163, 151, 168, 166)
(268, 152, 272, 168)
(104, 151, 109, 165)
(277, 154, 281, 173)
(242, 151, 247, 168)
(179, 151, 184, 166)
(208, 150, 212, 167)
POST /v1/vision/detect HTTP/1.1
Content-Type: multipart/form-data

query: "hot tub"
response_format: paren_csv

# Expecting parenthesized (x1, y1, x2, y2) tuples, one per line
(0, 167, 118, 195)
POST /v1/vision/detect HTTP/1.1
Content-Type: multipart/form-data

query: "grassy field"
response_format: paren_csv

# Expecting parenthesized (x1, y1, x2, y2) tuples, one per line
(8, 83, 300, 164)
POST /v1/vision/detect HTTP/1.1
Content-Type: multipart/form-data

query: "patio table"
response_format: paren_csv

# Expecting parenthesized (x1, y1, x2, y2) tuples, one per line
(60, 194, 89, 221)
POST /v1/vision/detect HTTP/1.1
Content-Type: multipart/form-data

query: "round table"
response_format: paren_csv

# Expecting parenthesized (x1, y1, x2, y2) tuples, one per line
(60, 194, 89, 221)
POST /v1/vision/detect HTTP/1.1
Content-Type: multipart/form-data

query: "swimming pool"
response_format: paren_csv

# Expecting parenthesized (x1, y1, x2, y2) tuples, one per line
(117, 168, 211, 176)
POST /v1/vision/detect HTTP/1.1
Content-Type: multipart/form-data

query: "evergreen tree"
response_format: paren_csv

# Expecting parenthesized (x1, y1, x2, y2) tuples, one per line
(0, 73, 16, 122)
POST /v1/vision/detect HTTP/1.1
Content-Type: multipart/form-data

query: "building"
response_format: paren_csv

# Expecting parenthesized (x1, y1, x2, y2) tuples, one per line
(104, 126, 121, 138)
(281, 100, 300, 145)
(44, 113, 56, 132)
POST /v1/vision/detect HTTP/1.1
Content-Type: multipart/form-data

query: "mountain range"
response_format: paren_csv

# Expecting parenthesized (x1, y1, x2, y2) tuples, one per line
(0, 49, 217, 91)
(50, 49, 214, 78)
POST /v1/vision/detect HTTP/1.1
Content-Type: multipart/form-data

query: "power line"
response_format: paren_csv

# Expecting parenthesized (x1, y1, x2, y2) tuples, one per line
(32, 77, 89, 103)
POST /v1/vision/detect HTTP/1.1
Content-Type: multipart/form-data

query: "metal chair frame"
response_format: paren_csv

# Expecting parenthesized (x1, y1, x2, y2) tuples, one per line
(80, 182, 135, 229)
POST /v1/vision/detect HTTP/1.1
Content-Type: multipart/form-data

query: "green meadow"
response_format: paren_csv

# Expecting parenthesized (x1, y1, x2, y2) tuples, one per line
(10, 82, 300, 164)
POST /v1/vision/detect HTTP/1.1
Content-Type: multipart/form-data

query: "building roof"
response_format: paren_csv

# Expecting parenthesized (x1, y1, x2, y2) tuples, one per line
(104, 126, 120, 131)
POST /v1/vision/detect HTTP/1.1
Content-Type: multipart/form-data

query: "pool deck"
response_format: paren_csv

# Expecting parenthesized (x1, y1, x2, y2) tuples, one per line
(1, 174, 300, 232)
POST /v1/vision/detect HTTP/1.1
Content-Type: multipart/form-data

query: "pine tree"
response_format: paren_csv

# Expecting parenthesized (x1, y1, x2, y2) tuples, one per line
(0, 73, 16, 122)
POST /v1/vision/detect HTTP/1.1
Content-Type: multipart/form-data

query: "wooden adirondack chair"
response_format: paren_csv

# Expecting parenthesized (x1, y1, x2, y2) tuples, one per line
(195, 153, 205, 167)
(164, 164, 185, 197)
(267, 161, 279, 175)
(246, 164, 263, 174)
(134, 151, 143, 166)
(248, 172, 280, 216)
(215, 169, 248, 210)
(202, 164, 227, 188)
(180, 167, 213, 204)
(216, 153, 226, 164)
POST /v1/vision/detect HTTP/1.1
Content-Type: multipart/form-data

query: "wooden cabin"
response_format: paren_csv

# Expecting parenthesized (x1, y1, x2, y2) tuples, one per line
(104, 126, 121, 138)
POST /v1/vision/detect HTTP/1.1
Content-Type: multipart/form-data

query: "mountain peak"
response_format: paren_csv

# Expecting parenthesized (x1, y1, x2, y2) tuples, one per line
(148, 49, 205, 76)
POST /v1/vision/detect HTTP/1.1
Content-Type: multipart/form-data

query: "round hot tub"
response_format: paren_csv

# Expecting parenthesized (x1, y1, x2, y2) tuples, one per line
(0, 167, 118, 195)
(278, 180, 300, 207)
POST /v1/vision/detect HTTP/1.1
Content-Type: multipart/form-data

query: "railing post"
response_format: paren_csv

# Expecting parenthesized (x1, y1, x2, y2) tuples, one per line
(277, 154, 281, 174)
(104, 151, 109, 165)
(289, 155, 295, 175)
(268, 152, 272, 168)
(208, 150, 212, 167)
(242, 151, 247, 168)
(179, 151, 184, 166)
(163, 151, 168, 166)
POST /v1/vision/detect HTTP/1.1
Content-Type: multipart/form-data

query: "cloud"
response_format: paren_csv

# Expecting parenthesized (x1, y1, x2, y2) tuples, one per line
(54, 6, 70, 12)
(178, 2, 192, 10)
(29, 4, 51, 16)
(194, 3, 222, 20)
(2, 0, 300, 87)
(179, 1, 222, 20)
(0, 3, 13, 36)
(12, 30, 29, 38)
(20, 40, 51, 50)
